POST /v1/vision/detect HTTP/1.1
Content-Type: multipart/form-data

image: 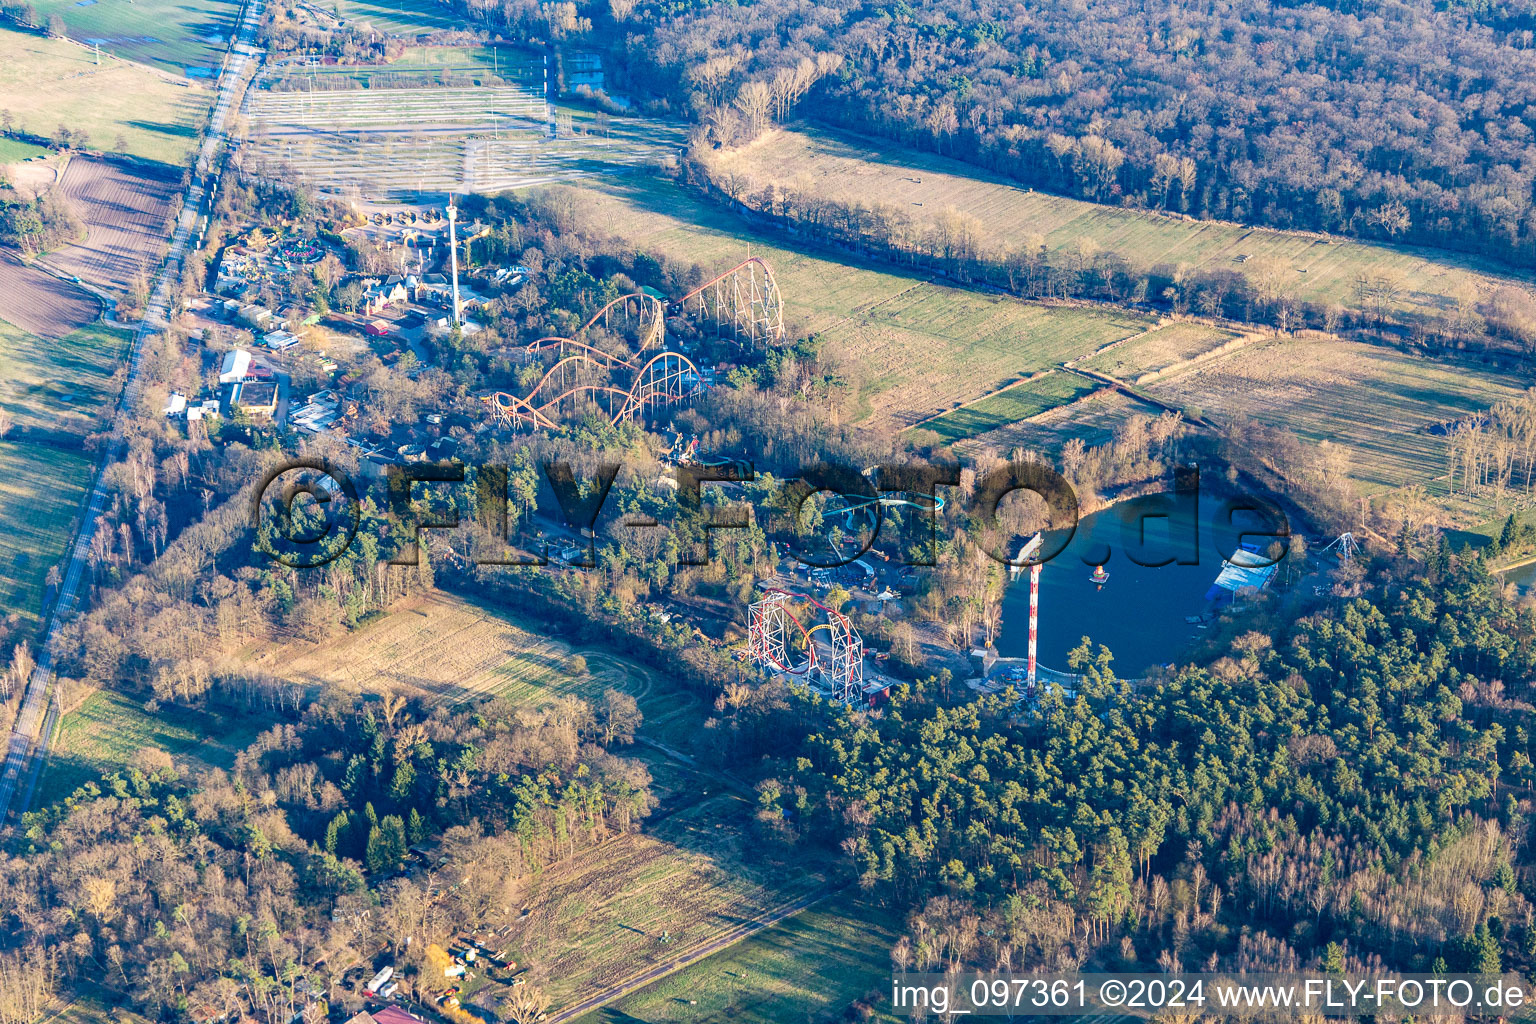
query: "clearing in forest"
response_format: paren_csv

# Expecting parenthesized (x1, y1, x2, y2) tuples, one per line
(512, 792, 827, 1013)
(34, 689, 268, 805)
(270, 592, 603, 705)
(574, 893, 902, 1024)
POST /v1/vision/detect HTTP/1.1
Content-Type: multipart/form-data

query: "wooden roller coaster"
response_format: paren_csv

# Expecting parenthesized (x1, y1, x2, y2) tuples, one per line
(480, 258, 781, 431)
(482, 351, 703, 430)
(678, 256, 784, 348)
(523, 291, 665, 367)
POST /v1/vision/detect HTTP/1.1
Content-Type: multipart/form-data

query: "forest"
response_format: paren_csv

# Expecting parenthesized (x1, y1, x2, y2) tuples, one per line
(422, 0, 1536, 269)
(742, 545, 1536, 982)
(0, 685, 651, 1022)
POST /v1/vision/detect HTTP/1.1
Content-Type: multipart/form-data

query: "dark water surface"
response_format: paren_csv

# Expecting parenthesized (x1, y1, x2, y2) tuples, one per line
(995, 492, 1287, 676)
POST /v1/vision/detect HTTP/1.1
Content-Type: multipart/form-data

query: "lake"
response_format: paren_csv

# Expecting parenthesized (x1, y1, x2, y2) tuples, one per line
(995, 491, 1289, 677)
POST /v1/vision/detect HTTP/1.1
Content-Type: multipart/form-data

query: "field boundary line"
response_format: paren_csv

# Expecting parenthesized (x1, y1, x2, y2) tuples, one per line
(1063, 365, 1195, 421)
(904, 367, 1067, 430)
(1126, 328, 1272, 385)
(543, 883, 848, 1023)
(1062, 319, 1169, 369)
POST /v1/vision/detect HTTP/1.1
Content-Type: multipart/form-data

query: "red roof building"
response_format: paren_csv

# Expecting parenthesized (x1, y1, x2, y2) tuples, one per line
(344, 1008, 426, 1024)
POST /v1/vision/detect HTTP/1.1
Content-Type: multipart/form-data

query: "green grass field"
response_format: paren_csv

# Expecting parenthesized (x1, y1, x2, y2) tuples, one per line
(374, 43, 534, 77)
(922, 371, 1101, 443)
(0, 25, 210, 163)
(0, 318, 130, 436)
(575, 894, 903, 1024)
(949, 386, 1163, 458)
(0, 442, 90, 626)
(26, 0, 238, 73)
(1079, 321, 1241, 381)
(35, 688, 269, 804)
(278, 43, 542, 87)
(510, 792, 827, 1013)
(833, 291, 1142, 425)
(0, 315, 125, 629)
(563, 177, 1150, 426)
(568, 176, 930, 339)
(721, 128, 1530, 321)
(0, 136, 48, 163)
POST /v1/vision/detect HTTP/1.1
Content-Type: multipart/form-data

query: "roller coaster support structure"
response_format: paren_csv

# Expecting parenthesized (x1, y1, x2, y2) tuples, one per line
(746, 588, 865, 703)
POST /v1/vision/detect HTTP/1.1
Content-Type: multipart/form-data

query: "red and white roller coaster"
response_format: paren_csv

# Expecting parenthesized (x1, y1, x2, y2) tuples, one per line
(480, 258, 784, 431)
(747, 588, 865, 704)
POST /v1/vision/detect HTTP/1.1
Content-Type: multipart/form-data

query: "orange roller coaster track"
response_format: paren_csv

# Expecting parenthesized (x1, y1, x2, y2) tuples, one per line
(677, 257, 784, 348)
(523, 291, 665, 365)
(481, 351, 704, 431)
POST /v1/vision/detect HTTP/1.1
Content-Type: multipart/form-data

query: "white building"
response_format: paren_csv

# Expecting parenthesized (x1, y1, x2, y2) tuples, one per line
(187, 399, 221, 422)
(219, 348, 252, 383)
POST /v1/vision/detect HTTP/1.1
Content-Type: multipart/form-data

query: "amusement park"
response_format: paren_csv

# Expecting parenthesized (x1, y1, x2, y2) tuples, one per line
(207, 193, 1345, 718)
(478, 256, 783, 432)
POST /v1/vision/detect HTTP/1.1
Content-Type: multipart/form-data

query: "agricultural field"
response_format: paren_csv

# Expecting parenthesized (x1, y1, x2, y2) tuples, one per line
(0, 256, 98, 340)
(39, 157, 179, 290)
(268, 592, 607, 705)
(717, 128, 1529, 321)
(34, 688, 268, 805)
(242, 69, 685, 199)
(1145, 337, 1528, 492)
(0, 25, 211, 164)
(511, 792, 827, 1013)
(0, 294, 123, 630)
(920, 370, 1101, 444)
(0, 317, 129, 436)
(575, 893, 902, 1024)
(560, 177, 1154, 427)
(0, 136, 47, 162)
(830, 289, 1146, 427)
(25, 0, 239, 74)
(950, 387, 1164, 461)
(0, 443, 92, 627)
(1079, 320, 1245, 382)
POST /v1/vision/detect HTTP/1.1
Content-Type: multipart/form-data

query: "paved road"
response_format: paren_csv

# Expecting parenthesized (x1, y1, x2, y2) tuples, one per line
(0, 1, 266, 825)
(543, 885, 843, 1024)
